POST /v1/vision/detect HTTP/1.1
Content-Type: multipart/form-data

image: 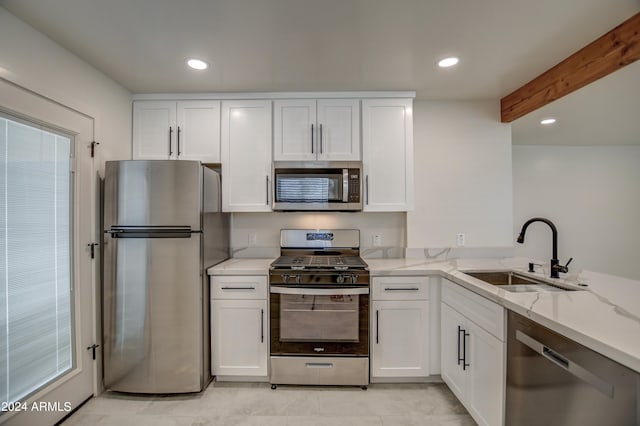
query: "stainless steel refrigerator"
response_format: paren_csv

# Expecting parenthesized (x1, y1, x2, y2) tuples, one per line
(102, 160, 229, 393)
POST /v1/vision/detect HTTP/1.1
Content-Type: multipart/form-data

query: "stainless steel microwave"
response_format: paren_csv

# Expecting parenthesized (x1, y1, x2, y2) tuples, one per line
(272, 161, 362, 211)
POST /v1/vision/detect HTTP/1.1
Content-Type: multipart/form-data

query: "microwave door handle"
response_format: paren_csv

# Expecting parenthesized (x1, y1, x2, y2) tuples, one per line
(343, 169, 349, 202)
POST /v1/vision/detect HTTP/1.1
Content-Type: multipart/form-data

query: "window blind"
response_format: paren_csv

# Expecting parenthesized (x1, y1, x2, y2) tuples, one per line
(0, 115, 73, 404)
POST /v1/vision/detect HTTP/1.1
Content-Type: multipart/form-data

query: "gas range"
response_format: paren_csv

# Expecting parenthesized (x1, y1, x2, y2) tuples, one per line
(269, 229, 370, 388)
(269, 229, 369, 285)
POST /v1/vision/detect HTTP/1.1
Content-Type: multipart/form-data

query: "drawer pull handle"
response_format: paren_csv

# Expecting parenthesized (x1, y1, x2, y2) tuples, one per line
(305, 362, 333, 369)
(221, 286, 256, 290)
(384, 287, 419, 291)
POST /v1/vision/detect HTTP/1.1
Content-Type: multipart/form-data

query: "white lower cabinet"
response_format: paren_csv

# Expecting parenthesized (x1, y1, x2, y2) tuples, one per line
(210, 275, 268, 380)
(441, 279, 505, 426)
(370, 276, 430, 379)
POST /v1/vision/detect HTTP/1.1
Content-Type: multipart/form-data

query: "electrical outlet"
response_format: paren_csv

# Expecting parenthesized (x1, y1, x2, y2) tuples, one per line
(373, 234, 382, 247)
(456, 233, 465, 247)
(248, 232, 257, 246)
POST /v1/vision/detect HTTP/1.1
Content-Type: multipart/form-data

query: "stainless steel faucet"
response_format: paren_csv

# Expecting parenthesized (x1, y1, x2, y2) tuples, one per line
(516, 217, 572, 279)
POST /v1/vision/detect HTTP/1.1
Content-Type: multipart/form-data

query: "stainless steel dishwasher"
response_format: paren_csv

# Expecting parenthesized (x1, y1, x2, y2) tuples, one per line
(506, 311, 639, 425)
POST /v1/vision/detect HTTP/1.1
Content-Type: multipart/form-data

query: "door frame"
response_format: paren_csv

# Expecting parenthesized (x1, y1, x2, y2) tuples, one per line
(0, 78, 97, 426)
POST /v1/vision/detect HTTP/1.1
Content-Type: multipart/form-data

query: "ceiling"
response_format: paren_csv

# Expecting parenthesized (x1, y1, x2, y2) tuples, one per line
(1, 0, 638, 100)
(512, 61, 640, 145)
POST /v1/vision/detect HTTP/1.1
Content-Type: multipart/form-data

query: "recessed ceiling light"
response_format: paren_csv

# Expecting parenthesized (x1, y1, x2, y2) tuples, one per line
(438, 57, 459, 68)
(187, 58, 208, 70)
(540, 118, 556, 125)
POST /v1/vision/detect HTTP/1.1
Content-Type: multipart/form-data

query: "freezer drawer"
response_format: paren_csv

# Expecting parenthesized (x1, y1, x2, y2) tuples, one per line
(102, 233, 204, 393)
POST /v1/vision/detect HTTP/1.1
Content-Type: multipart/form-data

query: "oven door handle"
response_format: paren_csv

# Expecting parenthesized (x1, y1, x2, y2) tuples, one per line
(269, 286, 369, 296)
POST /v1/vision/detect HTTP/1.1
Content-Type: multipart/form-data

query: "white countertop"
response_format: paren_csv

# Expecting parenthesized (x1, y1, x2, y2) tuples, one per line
(207, 258, 274, 275)
(208, 256, 640, 373)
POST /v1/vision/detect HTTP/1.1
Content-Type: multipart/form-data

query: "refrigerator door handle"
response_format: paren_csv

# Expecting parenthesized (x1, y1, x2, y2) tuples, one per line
(106, 226, 193, 238)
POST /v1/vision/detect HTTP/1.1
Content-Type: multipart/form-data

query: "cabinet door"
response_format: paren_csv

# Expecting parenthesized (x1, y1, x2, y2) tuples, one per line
(133, 101, 176, 160)
(221, 100, 272, 212)
(316, 99, 360, 161)
(466, 321, 505, 426)
(362, 98, 414, 211)
(211, 299, 268, 377)
(273, 99, 317, 161)
(371, 300, 429, 378)
(176, 101, 221, 163)
(441, 303, 467, 402)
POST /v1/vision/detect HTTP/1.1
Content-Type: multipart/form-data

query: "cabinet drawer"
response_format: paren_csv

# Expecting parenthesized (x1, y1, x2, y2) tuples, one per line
(442, 279, 504, 341)
(372, 276, 430, 300)
(211, 275, 268, 299)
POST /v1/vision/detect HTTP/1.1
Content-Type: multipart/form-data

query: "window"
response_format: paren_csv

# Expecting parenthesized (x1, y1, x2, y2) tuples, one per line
(0, 113, 74, 404)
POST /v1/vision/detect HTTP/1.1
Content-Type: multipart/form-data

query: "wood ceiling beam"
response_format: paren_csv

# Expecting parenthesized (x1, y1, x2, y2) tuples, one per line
(500, 12, 640, 123)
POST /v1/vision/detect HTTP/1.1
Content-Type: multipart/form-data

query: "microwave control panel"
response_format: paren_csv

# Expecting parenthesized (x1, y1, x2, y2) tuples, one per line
(348, 169, 360, 202)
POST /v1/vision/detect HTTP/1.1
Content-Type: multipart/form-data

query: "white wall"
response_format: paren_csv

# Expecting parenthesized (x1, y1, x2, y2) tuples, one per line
(513, 145, 640, 280)
(231, 212, 406, 258)
(407, 100, 513, 251)
(0, 8, 132, 169)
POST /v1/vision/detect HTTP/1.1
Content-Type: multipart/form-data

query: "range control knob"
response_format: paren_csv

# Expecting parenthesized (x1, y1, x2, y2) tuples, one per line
(350, 275, 358, 284)
(295, 275, 302, 284)
(283, 274, 290, 284)
(336, 275, 345, 284)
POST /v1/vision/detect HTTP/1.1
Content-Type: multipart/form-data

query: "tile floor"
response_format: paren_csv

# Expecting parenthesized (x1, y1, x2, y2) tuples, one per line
(61, 382, 475, 426)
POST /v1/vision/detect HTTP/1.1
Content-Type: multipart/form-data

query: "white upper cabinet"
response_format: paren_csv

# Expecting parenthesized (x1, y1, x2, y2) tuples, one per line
(316, 99, 360, 161)
(273, 99, 316, 161)
(133, 100, 220, 162)
(362, 98, 414, 212)
(221, 100, 272, 212)
(132, 101, 176, 160)
(273, 99, 360, 161)
(175, 101, 221, 162)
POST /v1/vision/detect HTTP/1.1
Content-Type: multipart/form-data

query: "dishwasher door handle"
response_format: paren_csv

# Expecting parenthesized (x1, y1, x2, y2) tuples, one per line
(515, 330, 614, 398)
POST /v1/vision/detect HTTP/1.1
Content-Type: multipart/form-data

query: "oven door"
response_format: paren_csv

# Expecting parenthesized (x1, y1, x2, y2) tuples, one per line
(270, 286, 369, 356)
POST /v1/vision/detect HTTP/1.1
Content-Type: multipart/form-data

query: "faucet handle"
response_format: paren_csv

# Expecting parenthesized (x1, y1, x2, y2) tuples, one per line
(528, 262, 543, 273)
(554, 257, 573, 274)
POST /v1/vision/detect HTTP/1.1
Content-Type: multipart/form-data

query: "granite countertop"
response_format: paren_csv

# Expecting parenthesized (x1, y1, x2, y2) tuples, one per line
(208, 256, 640, 373)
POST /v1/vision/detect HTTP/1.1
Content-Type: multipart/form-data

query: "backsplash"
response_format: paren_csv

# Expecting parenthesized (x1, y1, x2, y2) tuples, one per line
(230, 212, 406, 258)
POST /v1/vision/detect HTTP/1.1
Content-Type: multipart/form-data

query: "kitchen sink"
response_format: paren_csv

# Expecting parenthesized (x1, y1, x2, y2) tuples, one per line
(462, 270, 579, 292)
